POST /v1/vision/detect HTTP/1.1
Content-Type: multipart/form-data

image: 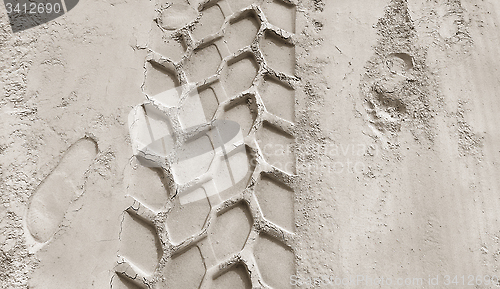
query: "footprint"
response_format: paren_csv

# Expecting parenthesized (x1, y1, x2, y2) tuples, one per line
(26, 137, 98, 244)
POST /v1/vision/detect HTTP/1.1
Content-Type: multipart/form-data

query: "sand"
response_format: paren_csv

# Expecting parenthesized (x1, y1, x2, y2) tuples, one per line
(1, 0, 500, 288)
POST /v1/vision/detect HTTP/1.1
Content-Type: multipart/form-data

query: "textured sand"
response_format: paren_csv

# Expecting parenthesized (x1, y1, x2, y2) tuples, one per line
(1, 0, 500, 288)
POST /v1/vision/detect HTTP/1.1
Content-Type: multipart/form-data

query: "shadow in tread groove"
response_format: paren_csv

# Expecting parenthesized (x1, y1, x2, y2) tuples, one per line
(111, 274, 142, 289)
(255, 175, 294, 232)
(254, 233, 295, 289)
(159, 246, 206, 289)
(211, 264, 252, 289)
(209, 203, 253, 260)
(120, 211, 163, 275)
(224, 13, 260, 54)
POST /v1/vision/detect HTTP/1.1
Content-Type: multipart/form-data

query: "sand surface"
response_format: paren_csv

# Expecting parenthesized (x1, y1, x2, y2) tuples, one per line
(1, 0, 500, 288)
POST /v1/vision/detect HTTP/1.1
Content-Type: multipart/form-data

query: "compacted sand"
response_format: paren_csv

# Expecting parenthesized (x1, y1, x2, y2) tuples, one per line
(1, 0, 500, 288)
